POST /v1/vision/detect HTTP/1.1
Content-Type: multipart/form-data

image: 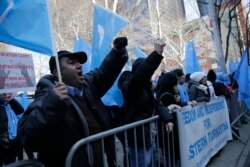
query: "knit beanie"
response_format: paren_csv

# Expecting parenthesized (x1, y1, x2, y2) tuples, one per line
(190, 72, 206, 82)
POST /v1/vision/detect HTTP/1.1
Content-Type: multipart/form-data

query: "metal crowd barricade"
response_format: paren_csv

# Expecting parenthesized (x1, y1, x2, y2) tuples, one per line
(228, 90, 250, 144)
(4, 160, 45, 167)
(65, 116, 177, 167)
(64, 95, 250, 167)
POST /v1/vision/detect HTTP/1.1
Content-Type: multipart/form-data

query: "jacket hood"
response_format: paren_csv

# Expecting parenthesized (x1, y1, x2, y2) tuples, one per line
(118, 71, 132, 89)
(157, 72, 177, 94)
(132, 58, 145, 73)
(207, 70, 216, 82)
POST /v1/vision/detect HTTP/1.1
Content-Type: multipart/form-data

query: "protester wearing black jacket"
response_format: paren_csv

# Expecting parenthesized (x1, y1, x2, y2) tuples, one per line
(18, 37, 128, 167)
(118, 39, 165, 167)
(0, 94, 24, 165)
(207, 69, 231, 99)
(189, 72, 211, 102)
(156, 72, 182, 166)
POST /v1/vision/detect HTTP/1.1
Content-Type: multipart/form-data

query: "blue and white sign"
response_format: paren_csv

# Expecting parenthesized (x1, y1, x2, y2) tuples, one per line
(177, 97, 232, 167)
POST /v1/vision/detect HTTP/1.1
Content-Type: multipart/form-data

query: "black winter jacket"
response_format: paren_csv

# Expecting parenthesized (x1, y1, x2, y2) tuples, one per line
(188, 80, 210, 102)
(212, 82, 231, 99)
(0, 99, 24, 165)
(118, 51, 163, 148)
(0, 99, 24, 135)
(17, 48, 128, 167)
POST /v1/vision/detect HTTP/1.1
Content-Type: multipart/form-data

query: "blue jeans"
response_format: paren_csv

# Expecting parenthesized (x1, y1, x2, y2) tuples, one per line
(128, 146, 154, 167)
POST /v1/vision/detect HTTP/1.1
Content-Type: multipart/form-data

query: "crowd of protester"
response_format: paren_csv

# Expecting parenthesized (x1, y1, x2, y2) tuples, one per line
(0, 37, 242, 167)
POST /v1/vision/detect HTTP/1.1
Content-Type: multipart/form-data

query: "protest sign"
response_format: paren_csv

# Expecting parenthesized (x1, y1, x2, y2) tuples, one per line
(177, 97, 232, 167)
(0, 52, 36, 93)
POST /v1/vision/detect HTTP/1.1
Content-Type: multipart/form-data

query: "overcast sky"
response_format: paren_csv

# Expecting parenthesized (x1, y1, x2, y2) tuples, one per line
(184, 0, 200, 21)
(184, 0, 249, 21)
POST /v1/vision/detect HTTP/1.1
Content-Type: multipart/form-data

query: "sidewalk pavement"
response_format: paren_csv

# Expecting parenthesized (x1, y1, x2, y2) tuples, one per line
(207, 117, 250, 167)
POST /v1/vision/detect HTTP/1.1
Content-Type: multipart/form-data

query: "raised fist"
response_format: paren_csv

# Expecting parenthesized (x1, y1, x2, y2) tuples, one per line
(154, 39, 166, 55)
(113, 37, 128, 50)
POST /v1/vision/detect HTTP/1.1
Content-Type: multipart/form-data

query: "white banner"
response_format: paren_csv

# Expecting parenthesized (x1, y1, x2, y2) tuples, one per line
(0, 52, 36, 93)
(177, 97, 232, 167)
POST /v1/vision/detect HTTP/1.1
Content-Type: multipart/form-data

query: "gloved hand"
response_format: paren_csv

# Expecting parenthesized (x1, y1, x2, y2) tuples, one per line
(167, 104, 181, 111)
(113, 37, 128, 51)
(165, 122, 174, 133)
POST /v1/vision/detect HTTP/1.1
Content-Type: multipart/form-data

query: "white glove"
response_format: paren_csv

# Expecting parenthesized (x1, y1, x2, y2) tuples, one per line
(165, 122, 174, 133)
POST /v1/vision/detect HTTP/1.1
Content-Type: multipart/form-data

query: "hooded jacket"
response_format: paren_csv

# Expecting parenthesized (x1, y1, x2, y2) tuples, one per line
(207, 70, 231, 99)
(17, 48, 128, 167)
(156, 72, 178, 107)
(188, 80, 210, 102)
(0, 99, 24, 165)
(118, 51, 163, 148)
(156, 72, 181, 163)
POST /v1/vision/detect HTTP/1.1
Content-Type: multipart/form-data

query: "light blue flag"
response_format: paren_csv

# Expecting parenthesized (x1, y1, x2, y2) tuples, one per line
(234, 50, 250, 101)
(5, 104, 18, 139)
(101, 76, 124, 107)
(184, 40, 201, 74)
(229, 60, 239, 74)
(20, 91, 29, 111)
(91, 5, 128, 69)
(135, 47, 146, 58)
(101, 94, 118, 106)
(14, 91, 29, 119)
(73, 37, 92, 74)
(0, 0, 54, 56)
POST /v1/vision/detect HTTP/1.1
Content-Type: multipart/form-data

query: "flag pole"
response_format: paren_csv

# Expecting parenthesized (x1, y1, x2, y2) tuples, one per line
(55, 56, 62, 83)
(46, 0, 62, 83)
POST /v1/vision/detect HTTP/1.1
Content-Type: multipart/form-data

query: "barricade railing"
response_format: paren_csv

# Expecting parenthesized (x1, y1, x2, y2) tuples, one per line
(65, 95, 248, 167)
(228, 91, 250, 144)
(4, 160, 45, 167)
(65, 115, 177, 167)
